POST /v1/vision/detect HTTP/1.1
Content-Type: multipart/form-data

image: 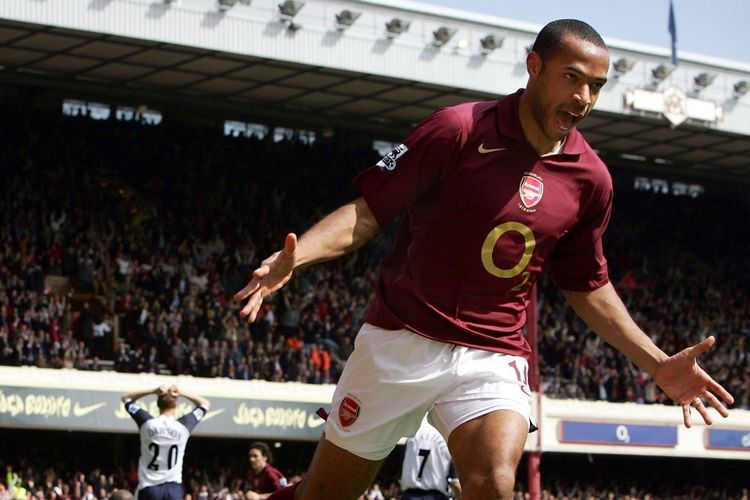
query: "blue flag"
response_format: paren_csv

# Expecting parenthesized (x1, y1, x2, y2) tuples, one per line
(668, 0, 678, 65)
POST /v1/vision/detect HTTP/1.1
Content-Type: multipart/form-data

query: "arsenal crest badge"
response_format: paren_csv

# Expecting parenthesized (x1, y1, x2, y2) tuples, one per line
(519, 175, 544, 209)
(338, 395, 361, 427)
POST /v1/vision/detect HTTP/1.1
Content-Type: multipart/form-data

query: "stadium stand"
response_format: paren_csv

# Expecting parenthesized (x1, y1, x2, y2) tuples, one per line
(1, 101, 747, 411)
(1, 1, 749, 498)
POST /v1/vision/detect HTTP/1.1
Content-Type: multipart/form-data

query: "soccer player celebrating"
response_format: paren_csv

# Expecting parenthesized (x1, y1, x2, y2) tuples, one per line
(121, 384, 210, 500)
(235, 19, 733, 500)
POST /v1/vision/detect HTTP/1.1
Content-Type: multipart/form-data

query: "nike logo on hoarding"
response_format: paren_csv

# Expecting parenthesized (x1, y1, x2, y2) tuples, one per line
(307, 413, 326, 428)
(73, 402, 107, 417)
(203, 409, 225, 421)
(478, 143, 506, 154)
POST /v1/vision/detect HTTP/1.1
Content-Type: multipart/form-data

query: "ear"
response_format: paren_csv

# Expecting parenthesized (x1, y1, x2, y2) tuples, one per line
(527, 50, 542, 79)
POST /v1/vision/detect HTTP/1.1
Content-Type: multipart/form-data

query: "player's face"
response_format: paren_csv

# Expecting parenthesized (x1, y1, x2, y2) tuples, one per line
(527, 33, 609, 143)
(248, 449, 267, 472)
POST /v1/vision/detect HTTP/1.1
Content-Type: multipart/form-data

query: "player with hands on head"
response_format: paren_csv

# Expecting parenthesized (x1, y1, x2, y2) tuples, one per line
(235, 18, 732, 500)
(121, 384, 210, 500)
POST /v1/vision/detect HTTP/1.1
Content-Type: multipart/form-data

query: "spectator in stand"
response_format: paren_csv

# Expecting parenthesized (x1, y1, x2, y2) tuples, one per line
(244, 442, 287, 500)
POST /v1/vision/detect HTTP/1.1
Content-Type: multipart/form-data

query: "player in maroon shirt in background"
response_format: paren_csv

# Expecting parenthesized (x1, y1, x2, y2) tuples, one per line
(245, 442, 287, 500)
(235, 19, 734, 500)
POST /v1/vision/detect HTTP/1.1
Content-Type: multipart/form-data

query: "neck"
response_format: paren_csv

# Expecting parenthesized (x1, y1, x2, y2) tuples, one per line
(518, 91, 565, 156)
(161, 409, 176, 417)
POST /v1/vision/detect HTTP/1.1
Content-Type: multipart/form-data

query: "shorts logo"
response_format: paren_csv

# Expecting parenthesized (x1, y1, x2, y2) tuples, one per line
(376, 144, 408, 171)
(338, 396, 360, 427)
(519, 175, 544, 208)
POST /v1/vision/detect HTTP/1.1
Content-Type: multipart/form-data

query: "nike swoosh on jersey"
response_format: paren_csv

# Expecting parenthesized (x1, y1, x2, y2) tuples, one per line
(478, 143, 507, 154)
(73, 402, 107, 417)
(307, 413, 326, 428)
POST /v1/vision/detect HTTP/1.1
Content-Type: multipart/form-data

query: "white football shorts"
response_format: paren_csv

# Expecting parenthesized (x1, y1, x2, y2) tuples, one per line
(324, 323, 536, 461)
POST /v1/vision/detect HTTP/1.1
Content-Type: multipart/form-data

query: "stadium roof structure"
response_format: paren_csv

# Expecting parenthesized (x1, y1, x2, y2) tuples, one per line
(1, 0, 749, 183)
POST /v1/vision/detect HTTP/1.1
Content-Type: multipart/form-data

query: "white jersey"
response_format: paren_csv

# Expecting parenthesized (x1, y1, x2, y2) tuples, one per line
(124, 400, 207, 490)
(399, 422, 455, 494)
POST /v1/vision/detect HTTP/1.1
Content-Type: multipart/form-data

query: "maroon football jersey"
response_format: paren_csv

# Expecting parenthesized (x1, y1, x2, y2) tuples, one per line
(246, 463, 286, 493)
(354, 90, 612, 358)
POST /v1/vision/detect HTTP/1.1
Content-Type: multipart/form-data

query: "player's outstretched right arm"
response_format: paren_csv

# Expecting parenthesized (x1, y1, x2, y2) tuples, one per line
(234, 197, 379, 322)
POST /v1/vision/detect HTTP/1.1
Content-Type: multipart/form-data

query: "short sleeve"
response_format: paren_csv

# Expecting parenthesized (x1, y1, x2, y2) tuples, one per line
(353, 107, 466, 227)
(124, 400, 152, 428)
(177, 406, 208, 433)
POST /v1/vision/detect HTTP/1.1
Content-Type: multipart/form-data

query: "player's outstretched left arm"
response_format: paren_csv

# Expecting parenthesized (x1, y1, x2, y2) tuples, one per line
(563, 282, 734, 427)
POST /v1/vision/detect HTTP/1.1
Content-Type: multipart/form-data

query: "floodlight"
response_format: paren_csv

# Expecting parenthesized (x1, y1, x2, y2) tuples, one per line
(479, 34, 503, 54)
(335, 10, 361, 29)
(217, 0, 236, 10)
(432, 27, 456, 47)
(385, 18, 410, 37)
(278, 0, 304, 19)
(734, 80, 749, 97)
(612, 57, 636, 76)
(693, 72, 716, 90)
(651, 64, 675, 82)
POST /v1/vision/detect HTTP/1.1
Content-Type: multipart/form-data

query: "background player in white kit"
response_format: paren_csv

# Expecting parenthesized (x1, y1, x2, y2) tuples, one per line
(400, 422, 460, 500)
(121, 384, 210, 500)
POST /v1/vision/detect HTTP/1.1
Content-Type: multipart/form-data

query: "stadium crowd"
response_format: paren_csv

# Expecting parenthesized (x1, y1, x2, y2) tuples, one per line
(2, 435, 749, 500)
(1, 104, 748, 412)
(0, 105, 748, 497)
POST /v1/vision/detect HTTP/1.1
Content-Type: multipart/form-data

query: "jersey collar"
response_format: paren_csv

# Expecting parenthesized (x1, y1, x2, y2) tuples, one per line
(496, 89, 590, 156)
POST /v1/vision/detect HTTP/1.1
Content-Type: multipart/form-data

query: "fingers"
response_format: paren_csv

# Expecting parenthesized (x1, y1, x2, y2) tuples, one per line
(691, 398, 713, 426)
(283, 232, 298, 256)
(234, 233, 297, 321)
(233, 265, 269, 303)
(707, 377, 735, 406)
(681, 403, 692, 428)
(233, 282, 258, 303)
(683, 393, 731, 428)
(240, 291, 265, 322)
(704, 392, 729, 418)
(688, 335, 715, 358)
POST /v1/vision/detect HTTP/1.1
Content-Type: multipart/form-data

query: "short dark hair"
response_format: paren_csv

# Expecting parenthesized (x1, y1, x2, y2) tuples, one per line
(249, 441, 272, 462)
(532, 19, 606, 62)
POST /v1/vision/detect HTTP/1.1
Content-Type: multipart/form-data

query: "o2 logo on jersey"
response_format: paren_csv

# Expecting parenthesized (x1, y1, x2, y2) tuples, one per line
(376, 144, 409, 171)
(519, 174, 544, 209)
(338, 395, 361, 427)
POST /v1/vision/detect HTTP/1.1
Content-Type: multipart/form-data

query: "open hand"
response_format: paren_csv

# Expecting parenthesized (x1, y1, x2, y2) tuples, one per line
(653, 336, 734, 427)
(234, 233, 297, 322)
